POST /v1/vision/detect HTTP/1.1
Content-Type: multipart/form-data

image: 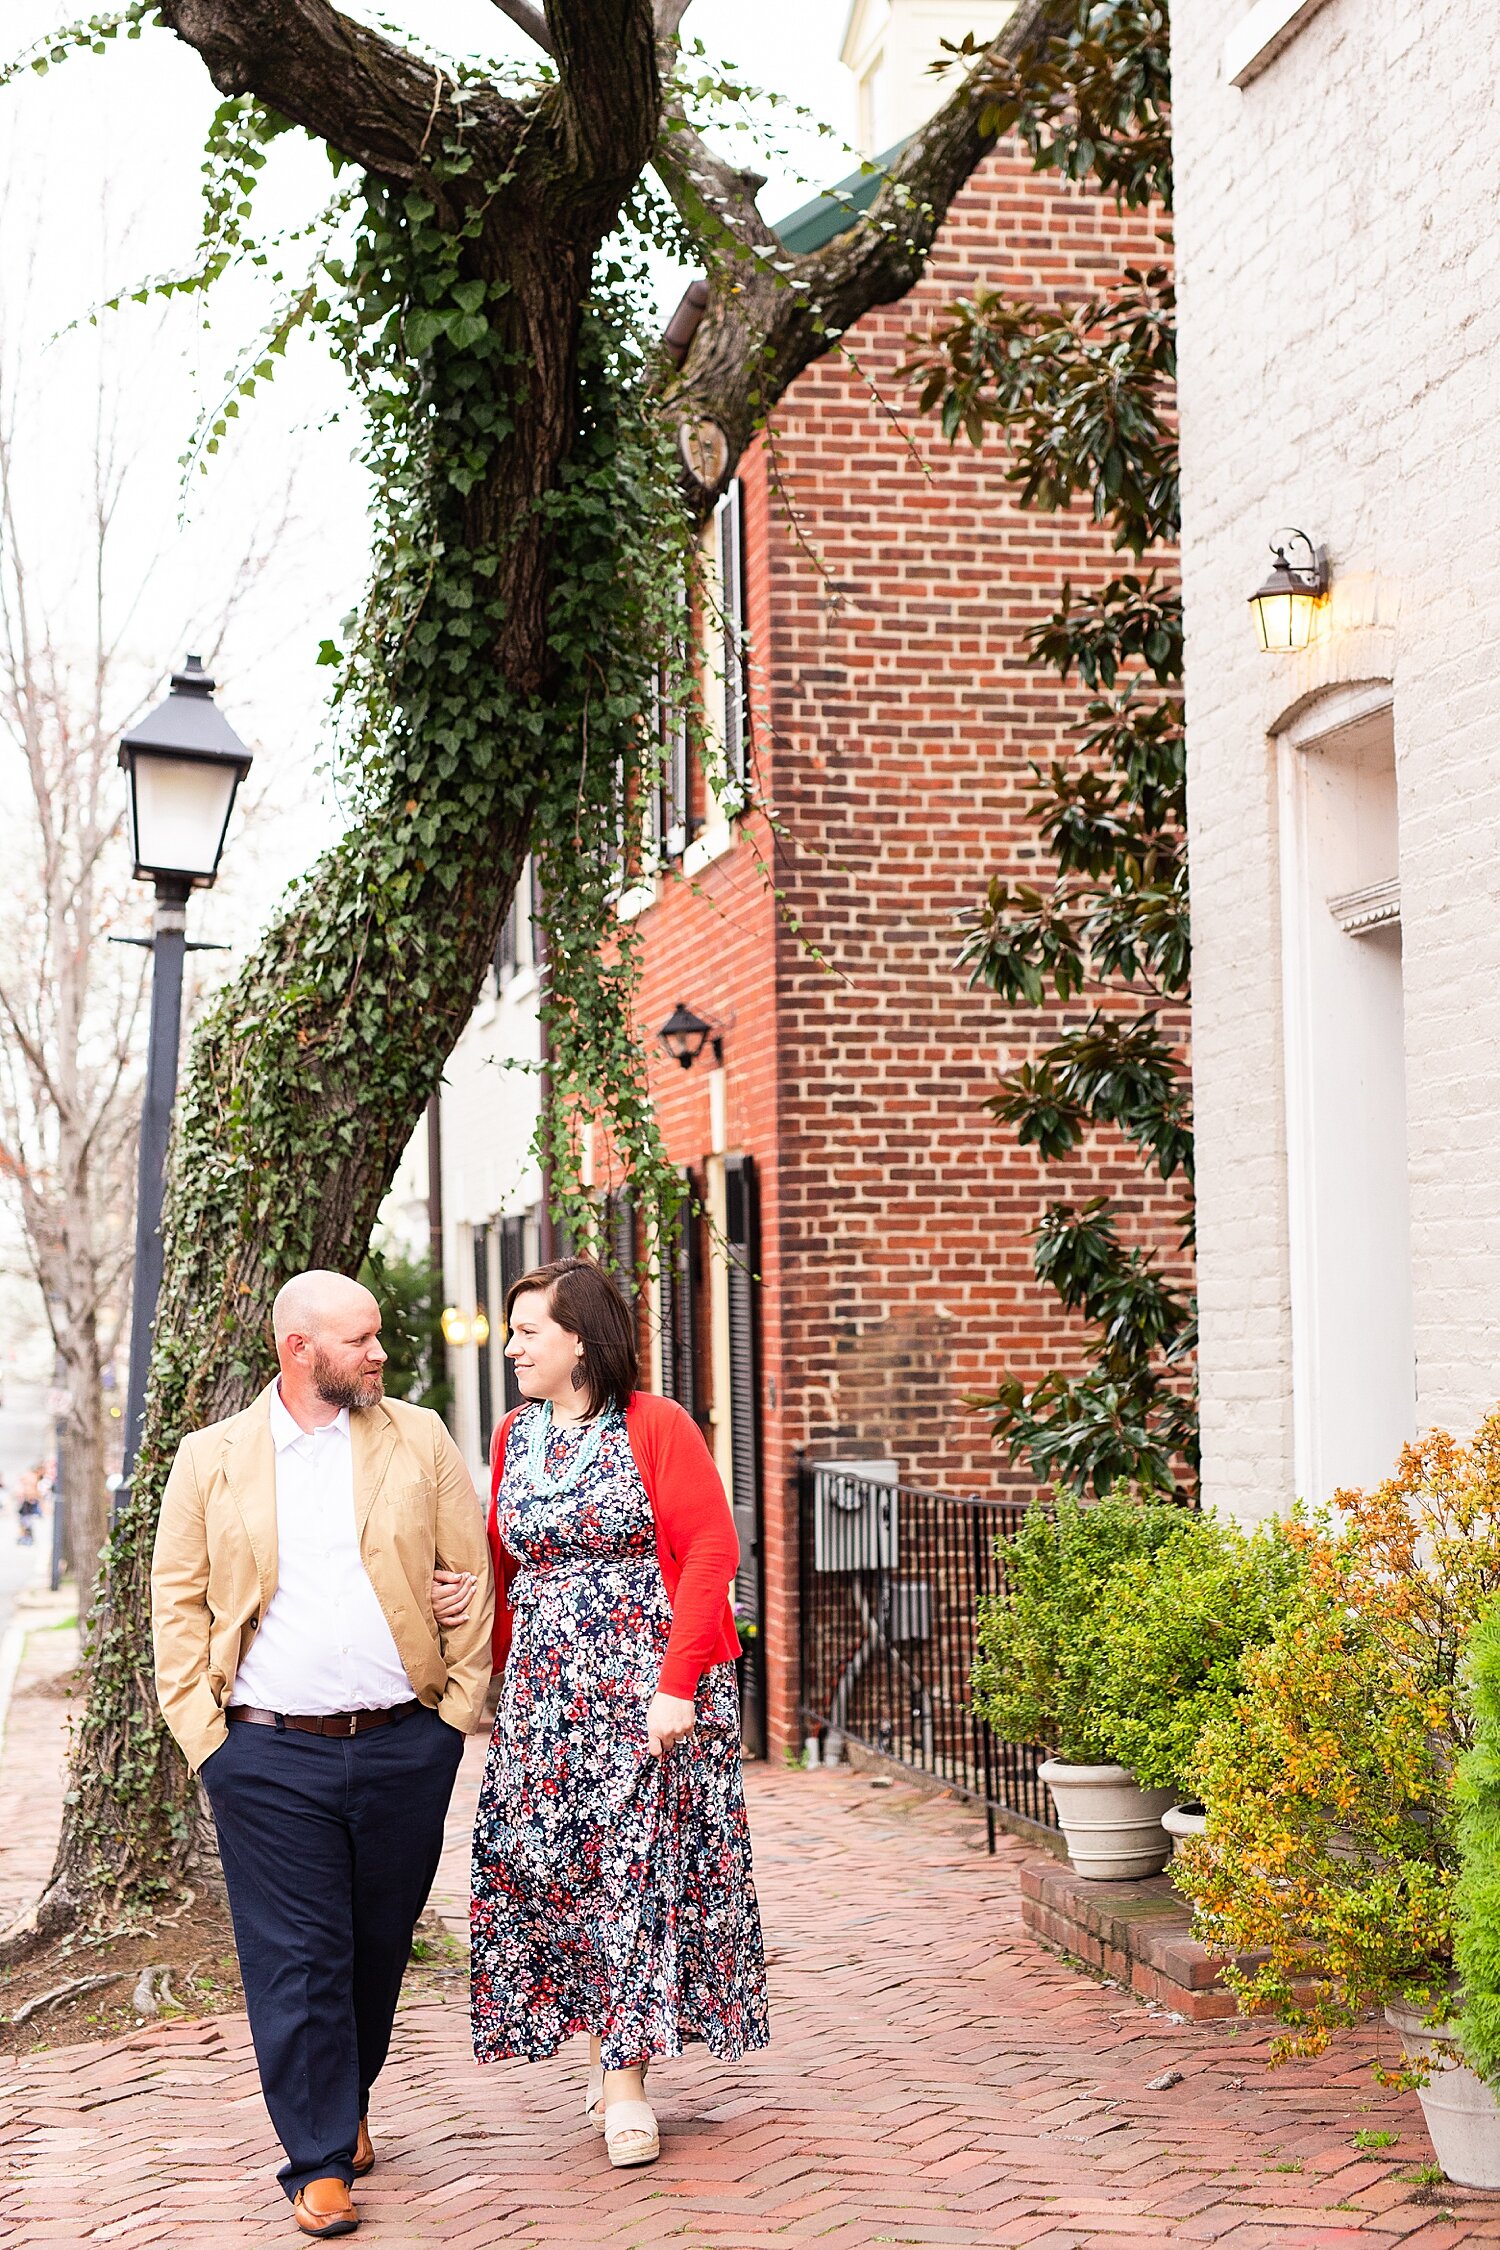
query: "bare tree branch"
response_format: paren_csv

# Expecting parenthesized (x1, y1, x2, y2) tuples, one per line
(156, 0, 523, 182)
(489, 0, 554, 56)
(656, 0, 1058, 512)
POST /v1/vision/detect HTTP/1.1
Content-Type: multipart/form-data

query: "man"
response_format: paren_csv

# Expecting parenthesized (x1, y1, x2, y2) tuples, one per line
(152, 1269, 494, 2239)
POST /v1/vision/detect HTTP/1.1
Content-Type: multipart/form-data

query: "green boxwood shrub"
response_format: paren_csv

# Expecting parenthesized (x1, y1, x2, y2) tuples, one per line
(1090, 1514, 1305, 1794)
(971, 1490, 1186, 1764)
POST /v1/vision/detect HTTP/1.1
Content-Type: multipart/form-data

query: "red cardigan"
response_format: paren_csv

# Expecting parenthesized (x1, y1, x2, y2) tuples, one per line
(487, 1390, 741, 1698)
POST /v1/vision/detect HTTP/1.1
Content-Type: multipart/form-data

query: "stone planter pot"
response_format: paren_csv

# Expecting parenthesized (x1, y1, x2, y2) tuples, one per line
(1162, 1800, 1207, 1856)
(1385, 2001, 1500, 2189)
(1038, 1759, 1175, 1879)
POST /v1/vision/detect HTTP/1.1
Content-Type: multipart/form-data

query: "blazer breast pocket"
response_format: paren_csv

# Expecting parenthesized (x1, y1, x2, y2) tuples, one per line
(387, 1478, 437, 1522)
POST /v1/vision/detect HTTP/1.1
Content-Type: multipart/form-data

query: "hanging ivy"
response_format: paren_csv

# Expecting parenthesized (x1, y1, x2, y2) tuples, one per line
(50, 98, 695, 1919)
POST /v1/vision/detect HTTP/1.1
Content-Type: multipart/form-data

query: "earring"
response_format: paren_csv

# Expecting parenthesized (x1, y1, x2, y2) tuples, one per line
(571, 1360, 588, 1392)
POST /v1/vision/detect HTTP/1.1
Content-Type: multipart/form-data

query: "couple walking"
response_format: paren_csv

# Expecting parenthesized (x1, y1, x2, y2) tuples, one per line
(151, 1256, 769, 2237)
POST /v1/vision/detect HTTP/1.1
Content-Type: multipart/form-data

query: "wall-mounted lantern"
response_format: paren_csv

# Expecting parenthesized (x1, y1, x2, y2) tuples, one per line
(658, 1002, 723, 1070)
(1249, 529, 1329, 653)
(441, 1306, 490, 1348)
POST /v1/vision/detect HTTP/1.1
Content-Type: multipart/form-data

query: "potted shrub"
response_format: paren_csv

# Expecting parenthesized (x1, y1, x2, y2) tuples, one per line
(1390, 1590, 1500, 2188)
(1090, 1513, 1304, 1846)
(1176, 1417, 1500, 2185)
(972, 1490, 1186, 1878)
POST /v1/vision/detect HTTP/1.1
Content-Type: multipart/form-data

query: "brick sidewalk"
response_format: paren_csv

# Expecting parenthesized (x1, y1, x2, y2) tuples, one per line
(0, 1601, 77, 1929)
(3, 1701, 1500, 2247)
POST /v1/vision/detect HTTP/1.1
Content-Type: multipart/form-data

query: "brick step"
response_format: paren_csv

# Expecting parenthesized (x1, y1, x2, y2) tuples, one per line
(1019, 1854, 1266, 2021)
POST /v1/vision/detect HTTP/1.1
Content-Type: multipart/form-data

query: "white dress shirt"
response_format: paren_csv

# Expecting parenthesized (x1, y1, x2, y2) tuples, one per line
(230, 1384, 416, 1716)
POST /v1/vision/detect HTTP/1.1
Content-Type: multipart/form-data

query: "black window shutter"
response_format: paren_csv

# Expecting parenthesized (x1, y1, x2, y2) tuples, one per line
(498, 1215, 528, 1412)
(724, 1155, 761, 1618)
(608, 1191, 637, 1300)
(725, 1153, 764, 1755)
(656, 1173, 698, 1419)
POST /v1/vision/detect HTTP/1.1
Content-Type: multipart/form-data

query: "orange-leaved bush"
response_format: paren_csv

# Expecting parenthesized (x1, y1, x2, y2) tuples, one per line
(1175, 1414, 1500, 2062)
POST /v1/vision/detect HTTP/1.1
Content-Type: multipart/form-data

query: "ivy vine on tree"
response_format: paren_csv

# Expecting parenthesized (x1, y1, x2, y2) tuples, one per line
(2, 0, 1074, 1940)
(907, 0, 1191, 1500)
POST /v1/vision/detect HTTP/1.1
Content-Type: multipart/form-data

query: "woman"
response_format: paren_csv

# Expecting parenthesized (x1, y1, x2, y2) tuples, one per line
(432, 1255, 769, 2168)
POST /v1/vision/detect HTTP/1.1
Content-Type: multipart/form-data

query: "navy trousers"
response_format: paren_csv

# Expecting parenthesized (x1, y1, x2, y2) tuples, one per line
(200, 1701, 466, 2198)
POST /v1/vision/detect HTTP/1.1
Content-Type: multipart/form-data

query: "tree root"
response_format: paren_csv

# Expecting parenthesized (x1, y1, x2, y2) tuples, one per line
(7, 1971, 122, 2026)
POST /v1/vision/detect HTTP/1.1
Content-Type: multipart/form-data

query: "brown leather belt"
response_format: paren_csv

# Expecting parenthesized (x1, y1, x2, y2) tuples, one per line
(227, 1699, 422, 1738)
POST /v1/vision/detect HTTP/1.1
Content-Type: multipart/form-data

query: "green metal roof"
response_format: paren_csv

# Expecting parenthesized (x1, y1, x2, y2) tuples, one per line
(772, 143, 906, 255)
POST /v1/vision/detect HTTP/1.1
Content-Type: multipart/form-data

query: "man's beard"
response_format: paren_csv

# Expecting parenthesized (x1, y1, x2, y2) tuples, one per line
(311, 1347, 384, 1412)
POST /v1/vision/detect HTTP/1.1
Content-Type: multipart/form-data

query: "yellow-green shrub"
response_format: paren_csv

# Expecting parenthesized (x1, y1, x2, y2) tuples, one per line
(1176, 1417, 1500, 2061)
(1090, 1514, 1304, 1794)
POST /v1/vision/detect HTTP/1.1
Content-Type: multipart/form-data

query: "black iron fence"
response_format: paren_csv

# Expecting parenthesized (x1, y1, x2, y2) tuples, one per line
(796, 1458, 1057, 1851)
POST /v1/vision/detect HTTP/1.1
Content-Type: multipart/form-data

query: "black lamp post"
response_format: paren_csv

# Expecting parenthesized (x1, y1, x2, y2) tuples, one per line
(658, 1002, 721, 1070)
(116, 655, 252, 1496)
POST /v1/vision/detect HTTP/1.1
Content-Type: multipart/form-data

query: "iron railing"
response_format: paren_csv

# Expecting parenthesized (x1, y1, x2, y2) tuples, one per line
(796, 1457, 1057, 1851)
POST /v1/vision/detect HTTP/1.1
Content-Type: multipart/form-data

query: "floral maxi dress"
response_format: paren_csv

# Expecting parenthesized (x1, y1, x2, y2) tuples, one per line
(470, 1403, 770, 2070)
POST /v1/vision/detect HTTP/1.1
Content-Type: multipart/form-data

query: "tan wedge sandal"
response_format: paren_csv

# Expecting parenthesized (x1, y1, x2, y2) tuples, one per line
(588, 2041, 648, 2135)
(603, 2097, 659, 2168)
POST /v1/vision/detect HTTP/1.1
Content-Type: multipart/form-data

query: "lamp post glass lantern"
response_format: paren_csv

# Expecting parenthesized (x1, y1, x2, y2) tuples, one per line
(1248, 529, 1329, 653)
(116, 656, 252, 1503)
(119, 654, 253, 885)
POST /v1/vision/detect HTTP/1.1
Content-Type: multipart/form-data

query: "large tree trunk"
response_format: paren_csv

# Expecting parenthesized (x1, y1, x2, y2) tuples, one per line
(32, 0, 662, 1934)
(10, 0, 1061, 1942)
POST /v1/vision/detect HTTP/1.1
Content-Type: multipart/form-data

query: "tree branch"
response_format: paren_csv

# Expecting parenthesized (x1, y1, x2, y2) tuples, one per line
(656, 0, 1060, 511)
(156, 0, 523, 181)
(544, 0, 660, 187)
(653, 0, 693, 39)
(490, 0, 554, 58)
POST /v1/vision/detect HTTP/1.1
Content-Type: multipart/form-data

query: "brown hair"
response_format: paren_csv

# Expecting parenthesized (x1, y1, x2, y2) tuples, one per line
(504, 1255, 638, 1416)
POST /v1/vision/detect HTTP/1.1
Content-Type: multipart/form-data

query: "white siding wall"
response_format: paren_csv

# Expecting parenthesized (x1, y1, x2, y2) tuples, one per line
(439, 962, 543, 1486)
(1176, 0, 1500, 1518)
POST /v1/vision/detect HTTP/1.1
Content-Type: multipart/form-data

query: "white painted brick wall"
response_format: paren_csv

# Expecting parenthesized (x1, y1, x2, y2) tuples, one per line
(1175, 0, 1500, 1518)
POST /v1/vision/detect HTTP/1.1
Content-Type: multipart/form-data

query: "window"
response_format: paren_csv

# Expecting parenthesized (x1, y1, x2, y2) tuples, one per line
(493, 857, 535, 991)
(644, 484, 752, 880)
(715, 480, 750, 808)
(473, 1222, 494, 1459)
(1277, 685, 1413, 1500)
(654, 620, 695, 863)
(497, 1212, 531, 1412)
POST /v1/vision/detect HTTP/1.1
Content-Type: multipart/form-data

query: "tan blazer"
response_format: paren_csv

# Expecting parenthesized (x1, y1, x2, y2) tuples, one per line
(151, 1381, 495, 1772)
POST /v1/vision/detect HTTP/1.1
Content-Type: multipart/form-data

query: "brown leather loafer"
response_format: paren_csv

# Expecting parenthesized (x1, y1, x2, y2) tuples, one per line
(293, 2179, 358, 2237)
(352, 2117, 374, 2177)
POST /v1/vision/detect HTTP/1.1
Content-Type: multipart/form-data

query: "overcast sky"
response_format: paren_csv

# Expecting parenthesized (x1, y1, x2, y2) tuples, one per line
(0, 2, 855, 950)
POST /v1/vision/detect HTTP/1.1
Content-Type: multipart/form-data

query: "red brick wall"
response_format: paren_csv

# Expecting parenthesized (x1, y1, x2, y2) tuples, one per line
(632, 144, 1183, 1753)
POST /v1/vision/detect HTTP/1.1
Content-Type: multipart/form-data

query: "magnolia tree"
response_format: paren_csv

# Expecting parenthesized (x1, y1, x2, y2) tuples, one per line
(3, 0, 1115, 1940)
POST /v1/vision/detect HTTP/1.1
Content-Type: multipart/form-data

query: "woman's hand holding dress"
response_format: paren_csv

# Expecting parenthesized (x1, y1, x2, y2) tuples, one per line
(645, 1690, 696, 1757)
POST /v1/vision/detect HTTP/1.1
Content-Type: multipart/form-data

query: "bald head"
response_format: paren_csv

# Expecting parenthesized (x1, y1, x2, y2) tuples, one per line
(272, 1269, 388, 1421)
(272, 1269, 378, 1346)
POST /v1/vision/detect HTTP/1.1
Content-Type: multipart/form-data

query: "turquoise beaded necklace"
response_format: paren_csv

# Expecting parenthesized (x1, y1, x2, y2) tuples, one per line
(523, 1398, 615, 1497)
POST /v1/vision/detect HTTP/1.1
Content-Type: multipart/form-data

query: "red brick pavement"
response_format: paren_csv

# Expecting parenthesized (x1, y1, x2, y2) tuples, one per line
(3, 1703, 1500, 2248)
